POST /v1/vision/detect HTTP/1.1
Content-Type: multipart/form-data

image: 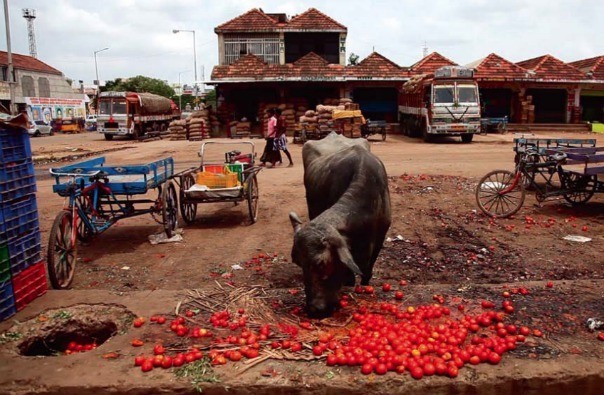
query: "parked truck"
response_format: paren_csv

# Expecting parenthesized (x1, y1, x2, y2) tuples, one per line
(97, 91, 180, 140)
(399, 66, 481, 143)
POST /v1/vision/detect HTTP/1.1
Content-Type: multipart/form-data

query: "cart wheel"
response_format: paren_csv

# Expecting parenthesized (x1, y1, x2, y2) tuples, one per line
(161, 180, 179, 237)
(246, 175, 259, 224)
(47, 210, 77, 289)
(179, 173, 198, 224)
(561, 173, 596, 205)
(475, 170, 525, 218)
(75, 196, 93, 242)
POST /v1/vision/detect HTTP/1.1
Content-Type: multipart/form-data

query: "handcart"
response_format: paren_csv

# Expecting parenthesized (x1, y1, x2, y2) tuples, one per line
(476, 144, 604, 218)
(480, 116, 508, 134)
(173, 141, 262, 224)
(513, 138, 597, 186)
(361, 120, 388, 141)
(48, 156, 177, 289)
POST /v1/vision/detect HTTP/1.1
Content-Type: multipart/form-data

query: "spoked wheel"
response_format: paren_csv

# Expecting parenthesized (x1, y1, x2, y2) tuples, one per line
(75, 196, 93, 242)
(246, 175, 259, 224)
(475, 170, 526, 218)
(161, 180, 179, 237)
(561, 172, 597, 205)
(47, 211, 77, 289)
(179, 173, 198, 224)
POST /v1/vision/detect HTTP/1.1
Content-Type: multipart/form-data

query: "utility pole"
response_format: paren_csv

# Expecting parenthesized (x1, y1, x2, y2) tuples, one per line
(22, 8, 37, 58)
(3, 0, 16, 115)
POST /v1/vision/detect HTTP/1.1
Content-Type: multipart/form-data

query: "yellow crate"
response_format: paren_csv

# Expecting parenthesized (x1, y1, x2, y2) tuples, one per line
(196, 171, 239, 189)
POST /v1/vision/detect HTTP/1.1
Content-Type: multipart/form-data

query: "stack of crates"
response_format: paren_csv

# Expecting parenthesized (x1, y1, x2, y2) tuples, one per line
(0, 124, 46, 322)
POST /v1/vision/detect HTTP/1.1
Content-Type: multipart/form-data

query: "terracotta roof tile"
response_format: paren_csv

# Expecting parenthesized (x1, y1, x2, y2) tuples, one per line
(0, 51, 62, 75)
(285, 8, 347, 32)
(516, 55, 585, 81)
(569, 56, 604, 80)
(348, 52, 408, 78)
(471, 53, 530, 80)
(215, 8, 278, 33)
(215, 8, 346, 33)
(214, 51, 413, 81)
(410, 52, 457, 75)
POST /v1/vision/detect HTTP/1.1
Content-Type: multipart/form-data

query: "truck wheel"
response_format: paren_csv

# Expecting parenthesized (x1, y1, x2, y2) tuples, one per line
(104, 134, 113, 141)
(461, 134, 474, 143)
(422, 121, 433, 142)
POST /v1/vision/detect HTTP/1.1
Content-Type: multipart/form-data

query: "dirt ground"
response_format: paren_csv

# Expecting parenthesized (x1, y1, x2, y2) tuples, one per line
(1, 130, 603, 394)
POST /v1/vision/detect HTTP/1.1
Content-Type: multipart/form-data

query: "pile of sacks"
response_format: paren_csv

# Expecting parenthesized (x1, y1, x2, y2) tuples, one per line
(187, 110, 210, 140)
(168, 120, 187, 140)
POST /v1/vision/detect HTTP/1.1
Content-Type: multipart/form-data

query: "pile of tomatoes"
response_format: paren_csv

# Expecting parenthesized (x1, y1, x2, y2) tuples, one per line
(64, 341, 97, 355)
(314, 300, 537, 378)
(130, 278, 548, 379)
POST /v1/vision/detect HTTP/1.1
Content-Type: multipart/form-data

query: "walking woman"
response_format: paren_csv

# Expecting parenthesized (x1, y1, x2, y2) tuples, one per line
(259, 108, 281, 167)
(274, 108, 293, 167)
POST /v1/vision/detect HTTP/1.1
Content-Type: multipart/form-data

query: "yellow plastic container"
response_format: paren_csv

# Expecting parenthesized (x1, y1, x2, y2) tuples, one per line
(196, 170, 239, 189)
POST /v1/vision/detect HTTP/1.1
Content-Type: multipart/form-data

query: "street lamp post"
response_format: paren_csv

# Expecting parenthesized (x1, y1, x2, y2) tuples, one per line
(172, 29, 197, 88)
(93, 47, 109, 112)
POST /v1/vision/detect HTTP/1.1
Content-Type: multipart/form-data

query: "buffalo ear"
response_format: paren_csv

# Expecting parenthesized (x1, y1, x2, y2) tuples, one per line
(289, 212, 303, 233)
(337, 246, 362, 276)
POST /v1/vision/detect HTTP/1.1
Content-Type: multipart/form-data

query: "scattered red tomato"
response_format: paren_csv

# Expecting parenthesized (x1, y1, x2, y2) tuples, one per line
(364, 286, 374, 294)
(141, 360, 154, 372)
(173, 355, 185, 367)
(131, 339, 144, 347)
(394, 291, 404, 300)
(290, 342, 302, 352)
(134, 356, 146, 366)
(410, 366, 424, 380)
(361, 363, 373, 375)
(546, 281, 553, 288)
(133, 317, 145, 328)
(153, 344, 166, 355)
(375, 363, 388, 375)
(312, 345, 324, 356)
(382, 283, 391, 292)
(597, 333, 604, 341)
(161, 356, 173, 369)
(533, 329, 543, 337)
(229, 351, 243, 362)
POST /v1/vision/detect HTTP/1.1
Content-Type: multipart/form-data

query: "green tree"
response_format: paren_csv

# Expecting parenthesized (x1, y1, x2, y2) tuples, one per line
(102, 75, 175, 98)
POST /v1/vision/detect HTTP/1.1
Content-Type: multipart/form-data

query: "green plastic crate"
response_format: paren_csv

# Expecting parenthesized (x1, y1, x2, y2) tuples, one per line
(226, 163, 245, 183)
(0, 244, 9, 283)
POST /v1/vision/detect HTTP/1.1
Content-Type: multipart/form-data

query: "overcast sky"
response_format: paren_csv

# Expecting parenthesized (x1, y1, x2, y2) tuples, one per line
(2, 0, 603, 86)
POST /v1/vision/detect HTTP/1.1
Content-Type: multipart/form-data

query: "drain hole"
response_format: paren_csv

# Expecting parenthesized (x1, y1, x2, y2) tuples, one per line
(18, 321, 117, 356)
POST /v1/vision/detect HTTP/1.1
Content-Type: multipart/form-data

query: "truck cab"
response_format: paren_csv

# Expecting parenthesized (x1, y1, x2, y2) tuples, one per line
(97, 92, 130, 140)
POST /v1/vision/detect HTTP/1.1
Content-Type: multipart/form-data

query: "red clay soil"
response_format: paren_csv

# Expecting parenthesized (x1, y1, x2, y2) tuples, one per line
(0, 131, 603, 394)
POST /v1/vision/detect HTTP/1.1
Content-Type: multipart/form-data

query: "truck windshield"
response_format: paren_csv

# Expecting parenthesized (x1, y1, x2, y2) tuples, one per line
(434, 86, 454, 103)
(98, 99, 127, 115)
(112, 100, 127, 115)
(99, 100, 111, 115)
(458, 85, 478, 103)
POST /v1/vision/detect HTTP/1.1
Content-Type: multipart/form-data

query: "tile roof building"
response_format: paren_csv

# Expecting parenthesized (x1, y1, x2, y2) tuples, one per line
(210, 8, 604, 133)
(1, 51, 88, 120)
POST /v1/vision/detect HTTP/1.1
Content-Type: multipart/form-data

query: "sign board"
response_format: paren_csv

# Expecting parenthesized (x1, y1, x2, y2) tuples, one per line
(435, 66, 474, 79)
(25, 97, 86, 123)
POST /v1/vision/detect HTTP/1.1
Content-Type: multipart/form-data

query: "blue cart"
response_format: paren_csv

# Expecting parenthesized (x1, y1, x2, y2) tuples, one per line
(480, 116, 508, 134)
(48, 156, 177, 289)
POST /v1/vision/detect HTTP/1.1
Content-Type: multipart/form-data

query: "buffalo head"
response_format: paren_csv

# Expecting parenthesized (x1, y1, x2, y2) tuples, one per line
(289, 212, 361, 318)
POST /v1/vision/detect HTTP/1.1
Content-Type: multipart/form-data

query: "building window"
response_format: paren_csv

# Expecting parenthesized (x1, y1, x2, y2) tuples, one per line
(38, 77, 51, 97)
(224, 34, 280, 65)
(21, 75, 36, 97)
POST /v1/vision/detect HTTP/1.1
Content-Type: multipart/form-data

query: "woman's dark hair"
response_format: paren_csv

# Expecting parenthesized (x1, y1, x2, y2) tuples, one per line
(275, 108, 282, 115)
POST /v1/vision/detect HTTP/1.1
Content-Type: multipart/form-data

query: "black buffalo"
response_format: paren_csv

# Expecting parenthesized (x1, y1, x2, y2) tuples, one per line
(289, 132, 391, 317)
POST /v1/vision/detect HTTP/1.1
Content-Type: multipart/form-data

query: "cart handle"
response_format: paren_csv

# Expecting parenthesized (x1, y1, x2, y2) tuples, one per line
(49, 169, 102, 178)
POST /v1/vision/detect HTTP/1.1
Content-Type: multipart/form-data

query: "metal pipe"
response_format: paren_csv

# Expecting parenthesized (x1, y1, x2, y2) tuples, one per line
(3, 0, 16, 115)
